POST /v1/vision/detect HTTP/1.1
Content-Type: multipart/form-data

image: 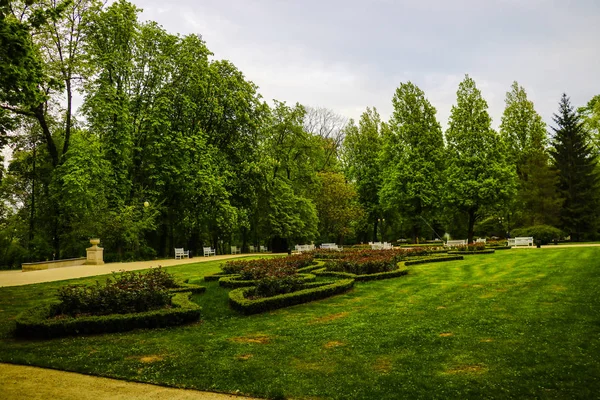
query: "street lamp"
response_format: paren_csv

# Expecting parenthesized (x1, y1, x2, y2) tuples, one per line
(378, 218, 385, 242)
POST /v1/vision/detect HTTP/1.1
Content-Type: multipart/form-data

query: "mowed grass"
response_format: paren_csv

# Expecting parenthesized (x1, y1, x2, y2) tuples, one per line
(0, 248, 599, 399)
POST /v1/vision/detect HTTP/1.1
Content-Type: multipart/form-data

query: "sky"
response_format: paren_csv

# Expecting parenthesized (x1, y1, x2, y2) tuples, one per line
(130, 0, 600, 131)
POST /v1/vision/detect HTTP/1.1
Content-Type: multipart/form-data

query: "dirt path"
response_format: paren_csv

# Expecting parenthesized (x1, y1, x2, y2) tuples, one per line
(0, 363, 259, 400)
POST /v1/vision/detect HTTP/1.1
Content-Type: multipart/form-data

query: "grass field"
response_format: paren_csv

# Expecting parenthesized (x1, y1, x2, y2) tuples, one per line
(1, 248, 599, 399)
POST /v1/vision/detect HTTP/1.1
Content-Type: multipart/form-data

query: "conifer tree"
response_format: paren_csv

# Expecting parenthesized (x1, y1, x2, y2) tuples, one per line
(550, 94, 599, 241)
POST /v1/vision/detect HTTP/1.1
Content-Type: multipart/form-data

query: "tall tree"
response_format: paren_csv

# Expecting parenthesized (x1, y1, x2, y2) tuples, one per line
(550, 94, 599, 241)
(445, 75, 516, 243)
(380, 81, 445, 242)
(500, 82, 559, 227)
(342, 107, 383, 242)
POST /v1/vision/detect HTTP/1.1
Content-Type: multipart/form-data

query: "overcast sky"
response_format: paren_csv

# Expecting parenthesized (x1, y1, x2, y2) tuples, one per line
(131, 0, 600, 131)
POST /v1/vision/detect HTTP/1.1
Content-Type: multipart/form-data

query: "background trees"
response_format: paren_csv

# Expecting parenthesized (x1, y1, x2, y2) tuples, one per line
(1, 1, 600, 268)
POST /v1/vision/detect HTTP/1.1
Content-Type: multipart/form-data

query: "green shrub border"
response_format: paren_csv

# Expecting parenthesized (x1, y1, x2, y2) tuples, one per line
(312, 267, 408, 282)
(172, 281, 206, 294)
(404, 255, 464, 266)
(218, 273, 316, 288)
(15, 292, 201, 339)
(447, 250, 495, 255)
(229, 279, 355, 315)
(203, 273, 229, 282)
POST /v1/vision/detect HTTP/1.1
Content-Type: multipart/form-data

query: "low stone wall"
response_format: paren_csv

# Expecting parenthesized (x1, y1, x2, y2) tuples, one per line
(22, 258, 86, 272)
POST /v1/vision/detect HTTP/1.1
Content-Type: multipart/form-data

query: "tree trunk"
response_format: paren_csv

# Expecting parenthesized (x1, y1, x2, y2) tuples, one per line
(467, 209, 477, 244)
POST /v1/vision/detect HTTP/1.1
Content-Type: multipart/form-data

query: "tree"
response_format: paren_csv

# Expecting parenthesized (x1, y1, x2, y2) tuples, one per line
(445, 75, 516, 243)
(500, 82, 559, 227)
(303, 106, 347, 171)
(578, 94, 600, 155)
(342, 107, 383, 242)
(314, 172, 363, 244)
(549, 94, 599, 241)
(380, 81, 445, 242)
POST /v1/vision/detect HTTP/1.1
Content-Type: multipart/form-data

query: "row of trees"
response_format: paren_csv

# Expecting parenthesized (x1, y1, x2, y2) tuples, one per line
(1, 0, 599, 267)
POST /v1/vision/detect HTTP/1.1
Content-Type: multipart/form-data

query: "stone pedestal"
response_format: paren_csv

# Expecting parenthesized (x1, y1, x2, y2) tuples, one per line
(85, 238, 105, 265)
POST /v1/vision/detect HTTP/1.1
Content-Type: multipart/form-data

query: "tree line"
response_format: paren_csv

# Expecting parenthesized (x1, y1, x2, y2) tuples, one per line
(1, 0, 599, 267)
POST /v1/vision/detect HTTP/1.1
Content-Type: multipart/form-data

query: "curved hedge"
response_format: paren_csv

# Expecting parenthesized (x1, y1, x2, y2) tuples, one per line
(447, 250, 495, 255)
(229, 279, 354, 315)
(15, 292, 201, 339)
(218, 273, 316, 288)
(171, 281, 206, 294)
(203, 273, 229, 282)
(404, 255, 464, 266)
(311, 267, 408, 282)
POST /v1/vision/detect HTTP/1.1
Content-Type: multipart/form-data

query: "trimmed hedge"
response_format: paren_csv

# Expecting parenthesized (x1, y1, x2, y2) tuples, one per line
(203, 273, 229, 282)
(171, 281, 206, 294)
(312, 267, 408, 282)
(404, 255, 464, 266)
(297, 262, 325, 273)
(229, 279, 355, 315)
(15, 292, 201, 339)
(447, 250, 495, 255)
(219, 273, 316, 288)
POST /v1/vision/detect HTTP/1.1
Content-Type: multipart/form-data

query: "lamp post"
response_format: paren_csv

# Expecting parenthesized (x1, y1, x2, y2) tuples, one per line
(378, 218, 385, 242)
(498, 216, 505, 238)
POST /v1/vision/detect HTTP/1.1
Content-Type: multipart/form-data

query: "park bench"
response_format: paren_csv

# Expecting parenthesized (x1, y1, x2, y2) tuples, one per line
(370, 242, 392, 250)
(507, 237, 534, 247)
(203, 247, 216, 257)
(260, 245, 268, 252)
(475, 238, 487, 243)
(231, 246, 241, 254)
(320, 243, 341, 251)
(248, 245, 256, 253)
(295, 244, 315, 253)
(445, 239, 467, 247)
(174, 248, 189, 259)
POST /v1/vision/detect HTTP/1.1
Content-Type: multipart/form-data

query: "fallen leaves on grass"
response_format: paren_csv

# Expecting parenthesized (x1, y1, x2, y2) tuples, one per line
(324, 341, 345, 349)
(439, 332, 453, 337)
(309, 312, 349, 324)
(443, 364, 487, 375)
(372, 357, 393, 374)
(230, 334, 272, 344)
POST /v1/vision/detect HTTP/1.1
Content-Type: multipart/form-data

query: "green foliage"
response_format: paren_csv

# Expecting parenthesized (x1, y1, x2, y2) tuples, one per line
(444, 75, 517, 242)
(500, 82, 559, 227)
(511, 225, 564, 244)
(380, 81, 445, 242)
(550, 94, 600, 241)
(342, 108, 383, 242)
(15, 292, 200, 339)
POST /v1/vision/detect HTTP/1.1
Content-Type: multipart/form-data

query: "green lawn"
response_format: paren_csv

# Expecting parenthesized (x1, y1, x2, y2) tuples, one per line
(1, 248, 599, 399)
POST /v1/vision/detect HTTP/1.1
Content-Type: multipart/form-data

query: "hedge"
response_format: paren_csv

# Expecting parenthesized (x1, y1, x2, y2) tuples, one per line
(218, 273, 316, 288)
(447, 250, 496, 255)
(15, 292, 201, 339)
(404, 255, 464, 266)
(311, 267, 408, 282)
(203, 273, 229, 282)
(229, 279, 355, 315)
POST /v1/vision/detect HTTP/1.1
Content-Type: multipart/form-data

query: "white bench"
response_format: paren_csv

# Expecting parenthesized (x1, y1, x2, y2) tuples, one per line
(260, 245, 268, 252)
(370, 242, 392, 250)
(295, 244, 315, 253)
(203, 247, 216, 256)
(248, 245, 256, 253)
(475, 238, 486, 243)
(231, 246, 241, 254)
(445, 239, 467, 247)
(174, 248, 189, 259)
(507, 237, 533, 247)
(320, 243, 341, 251)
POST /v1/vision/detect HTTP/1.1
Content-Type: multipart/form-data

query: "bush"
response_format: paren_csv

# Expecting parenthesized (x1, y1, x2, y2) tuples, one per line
(312, 267, 408, 282)
(218, 273, 316, 289)
(511, 225, 564, 245)
(56, 268, 177, 316)
(15, 292, 201, 339)
(229, 279, 355, 315)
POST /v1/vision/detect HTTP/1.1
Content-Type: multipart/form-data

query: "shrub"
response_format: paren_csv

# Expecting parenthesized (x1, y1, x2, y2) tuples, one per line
(511, 225, 564, 244)
(323, 250, 404, 275)
(15, 292, 200, 339)
(56, 268, 176, 316)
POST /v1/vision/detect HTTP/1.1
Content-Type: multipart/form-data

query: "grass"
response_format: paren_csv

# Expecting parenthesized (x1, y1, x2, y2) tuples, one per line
(1, 249, 600, 399)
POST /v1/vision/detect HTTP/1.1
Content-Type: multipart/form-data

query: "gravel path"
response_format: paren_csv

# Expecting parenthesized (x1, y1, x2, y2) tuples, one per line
(0, 363, 259, 400)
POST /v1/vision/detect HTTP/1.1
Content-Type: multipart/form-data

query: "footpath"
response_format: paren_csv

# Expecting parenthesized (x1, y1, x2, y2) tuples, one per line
(0, 253, 274, 288)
